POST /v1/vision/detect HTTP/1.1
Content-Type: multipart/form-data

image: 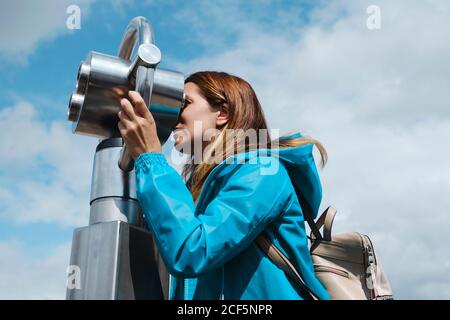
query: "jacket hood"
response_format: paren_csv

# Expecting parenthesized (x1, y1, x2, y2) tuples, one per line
(275, 132, 323, 220)
(213, 131, 323, 220)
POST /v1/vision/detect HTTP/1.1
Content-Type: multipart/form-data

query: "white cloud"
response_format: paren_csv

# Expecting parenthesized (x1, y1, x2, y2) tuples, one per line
(0, 100, 95, 299)
(0, 240, 70, 299)
(173, 0, 450, 299)
(1, 0, 449, 300)
(164, 0, 310, 58)
(0, 101, 97, 227)
(0, 0, 94, 64)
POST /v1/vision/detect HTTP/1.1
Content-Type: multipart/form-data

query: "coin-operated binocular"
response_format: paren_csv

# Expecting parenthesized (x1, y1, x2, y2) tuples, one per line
(66, 16, 184, 300)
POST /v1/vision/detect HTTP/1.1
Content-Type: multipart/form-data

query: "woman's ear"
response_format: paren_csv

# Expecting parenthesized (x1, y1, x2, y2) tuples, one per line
(216, 103, 229, 127)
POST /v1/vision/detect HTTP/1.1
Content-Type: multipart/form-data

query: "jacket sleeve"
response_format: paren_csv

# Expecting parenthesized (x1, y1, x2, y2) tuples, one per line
(134, 152, 293, 278)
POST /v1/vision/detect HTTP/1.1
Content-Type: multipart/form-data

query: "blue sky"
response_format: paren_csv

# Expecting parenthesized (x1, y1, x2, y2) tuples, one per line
(0, 0, 318, 264)
(1, 0, 450, 299)
(0, 0, 317, 116)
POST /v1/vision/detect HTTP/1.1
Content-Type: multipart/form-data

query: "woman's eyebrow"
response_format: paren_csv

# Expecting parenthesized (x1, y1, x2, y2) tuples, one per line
(185, 94, 192, 100)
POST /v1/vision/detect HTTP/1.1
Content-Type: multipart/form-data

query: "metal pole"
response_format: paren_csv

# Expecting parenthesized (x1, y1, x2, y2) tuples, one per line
(65, 16, 184, 300)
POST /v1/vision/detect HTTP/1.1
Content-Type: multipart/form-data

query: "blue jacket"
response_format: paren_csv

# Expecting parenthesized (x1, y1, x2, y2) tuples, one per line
(134, 133, 331, 300)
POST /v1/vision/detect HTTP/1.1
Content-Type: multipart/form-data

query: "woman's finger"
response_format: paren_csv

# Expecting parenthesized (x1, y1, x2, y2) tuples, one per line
(128, 91, 153, 121)
(118, 120, 126, 135)
(117, 110, 133, 127)
(120, 98, 138, 121)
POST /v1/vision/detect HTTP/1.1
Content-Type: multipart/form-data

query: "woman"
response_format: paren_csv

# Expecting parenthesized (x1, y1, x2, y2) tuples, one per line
(118, 71, 331, 300)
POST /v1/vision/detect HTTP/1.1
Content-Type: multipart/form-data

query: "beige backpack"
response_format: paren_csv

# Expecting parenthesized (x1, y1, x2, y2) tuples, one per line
(256, 206, 394, 300)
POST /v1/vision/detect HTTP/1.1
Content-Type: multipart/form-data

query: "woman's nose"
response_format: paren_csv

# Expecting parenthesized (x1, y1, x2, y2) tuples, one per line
(175, 112, 183, 128)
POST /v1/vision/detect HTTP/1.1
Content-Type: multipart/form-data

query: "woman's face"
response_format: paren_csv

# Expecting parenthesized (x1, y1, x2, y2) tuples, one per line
(174, 82, 227, 154)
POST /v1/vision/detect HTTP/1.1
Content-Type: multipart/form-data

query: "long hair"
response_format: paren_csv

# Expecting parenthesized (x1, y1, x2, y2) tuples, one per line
(182, 71, 327, 203)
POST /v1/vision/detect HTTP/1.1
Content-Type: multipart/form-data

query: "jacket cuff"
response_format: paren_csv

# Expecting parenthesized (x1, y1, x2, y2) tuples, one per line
(134, 152, 168, 173)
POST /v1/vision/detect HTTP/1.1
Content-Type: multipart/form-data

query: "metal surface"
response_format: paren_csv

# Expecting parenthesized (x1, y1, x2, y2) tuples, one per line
(69, 52, 132, 138)
(89, 197, 142, 226)
(118, 16, 154, 60)
(67, 139, 166, 299)
(66, 221, 167, 300)
(66, 16, 182, 300)
(90, 140, 137, 202)
(67, 16, 184, 157)
(118, 65, 156, 171)
(116, 18, 159, 171)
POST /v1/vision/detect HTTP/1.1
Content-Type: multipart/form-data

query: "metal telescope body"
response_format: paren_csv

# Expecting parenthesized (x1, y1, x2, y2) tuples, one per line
(66, 17, 184, 299)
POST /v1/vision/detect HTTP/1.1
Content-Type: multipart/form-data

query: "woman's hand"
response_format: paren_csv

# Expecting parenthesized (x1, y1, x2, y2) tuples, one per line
(118, 91, 162, 159)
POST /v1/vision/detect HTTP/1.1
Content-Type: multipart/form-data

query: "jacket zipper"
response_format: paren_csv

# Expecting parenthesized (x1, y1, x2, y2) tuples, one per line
(221, 266, 225, 300)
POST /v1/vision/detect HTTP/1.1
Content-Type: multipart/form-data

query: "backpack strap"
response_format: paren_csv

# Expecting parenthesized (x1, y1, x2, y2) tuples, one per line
(311, 206, 337, 241)
(291, 183, 323, 241)
(255, 231, 320, 300)
(255, 182, 336, 300)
